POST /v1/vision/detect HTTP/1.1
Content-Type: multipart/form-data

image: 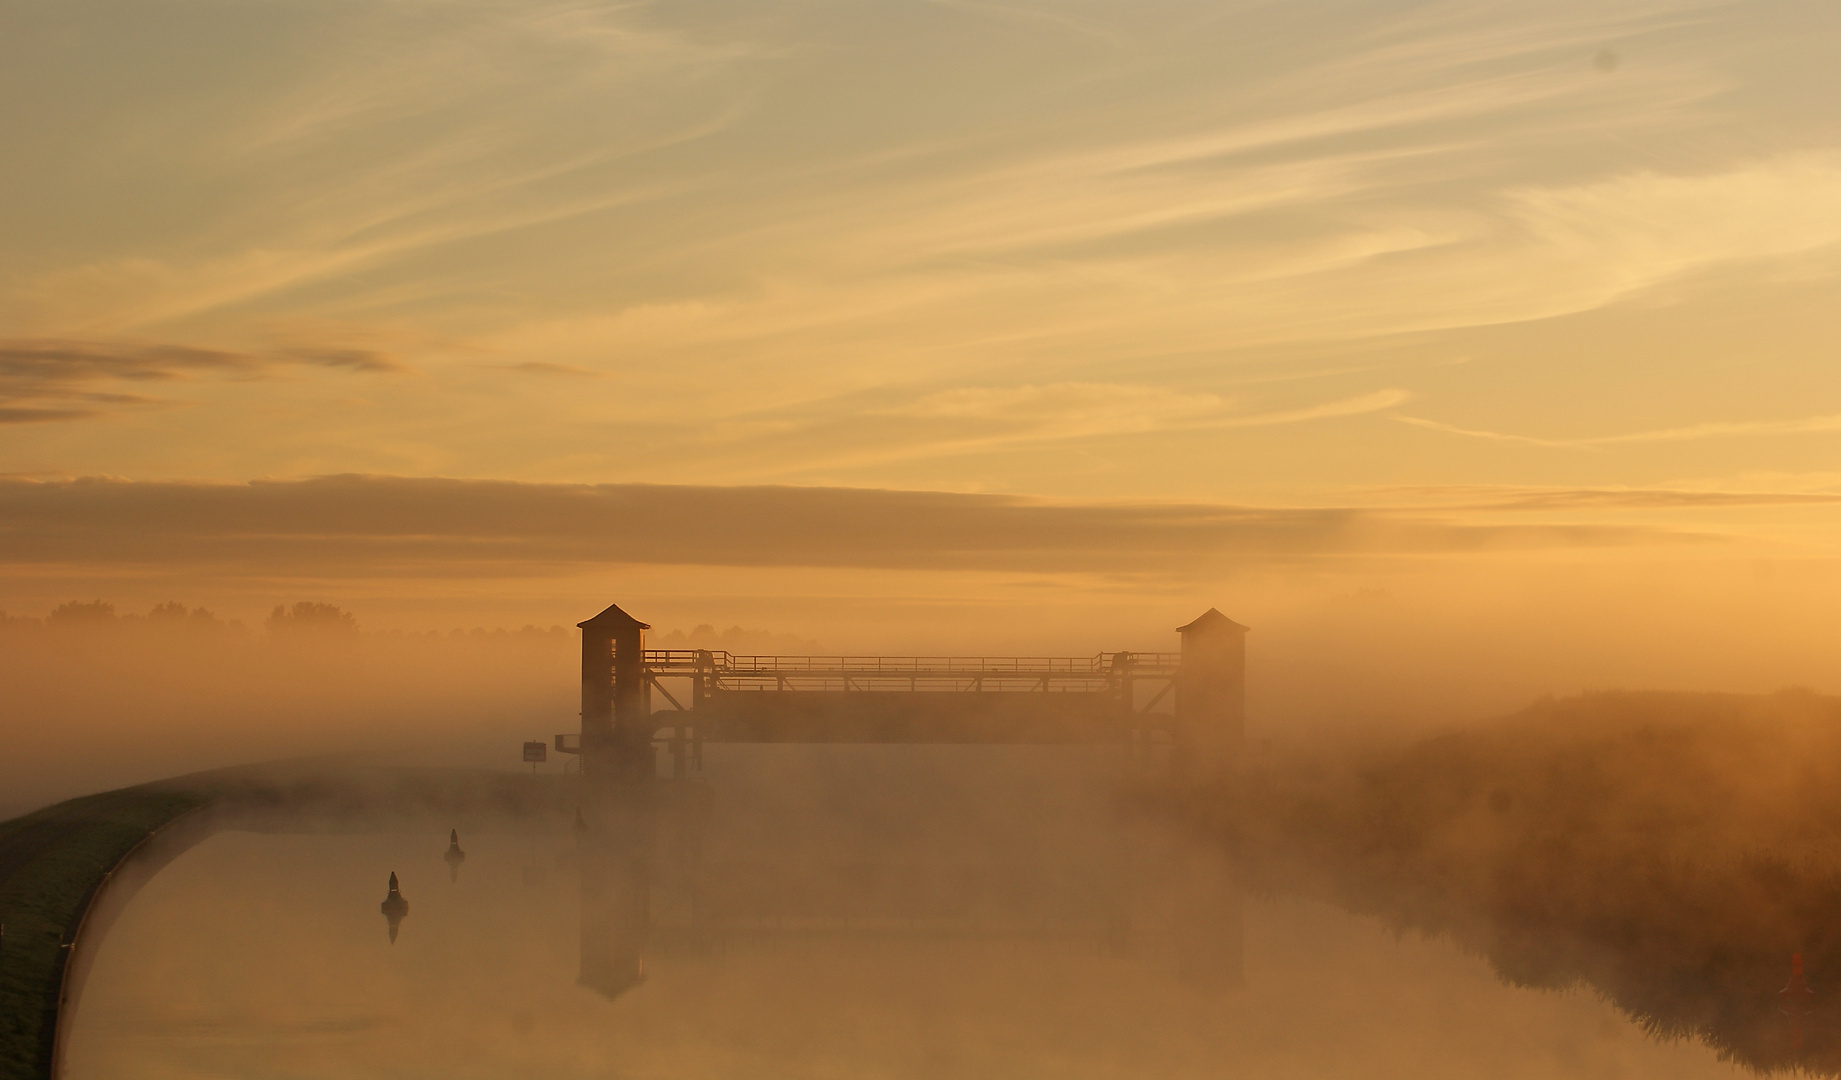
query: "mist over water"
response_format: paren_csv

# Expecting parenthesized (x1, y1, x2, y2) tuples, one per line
(63, 747, 1751, 1080)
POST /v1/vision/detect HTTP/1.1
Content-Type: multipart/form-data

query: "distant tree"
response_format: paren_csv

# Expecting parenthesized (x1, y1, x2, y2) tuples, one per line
(47, 600, 116, 625)
(266, 602, 359, 637)
(652, 622, 821, 654)
(148, 602, 226, 630)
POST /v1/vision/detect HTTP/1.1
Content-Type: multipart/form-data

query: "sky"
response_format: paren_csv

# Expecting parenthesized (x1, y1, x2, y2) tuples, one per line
(4, 0, 1841, 701)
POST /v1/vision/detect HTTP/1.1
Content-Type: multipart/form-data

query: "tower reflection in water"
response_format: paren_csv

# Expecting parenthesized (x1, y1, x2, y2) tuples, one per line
(568, 763, 1245, 1000)
(1175, 851, 1245, 992)
(576, 787, 653, 999)
(574, 771, 713, 1000)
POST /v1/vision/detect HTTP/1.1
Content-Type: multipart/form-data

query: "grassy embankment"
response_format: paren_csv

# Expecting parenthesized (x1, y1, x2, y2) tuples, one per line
(0, 785, 208, 1080)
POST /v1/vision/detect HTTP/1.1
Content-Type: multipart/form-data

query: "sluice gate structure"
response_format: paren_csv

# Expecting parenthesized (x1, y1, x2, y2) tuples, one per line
(564, 600, 1250, 999)
(566, 601, 1249, 783)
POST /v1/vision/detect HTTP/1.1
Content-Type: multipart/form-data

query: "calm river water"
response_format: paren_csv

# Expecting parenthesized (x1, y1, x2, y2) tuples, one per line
(64, 749, 1749, 1080)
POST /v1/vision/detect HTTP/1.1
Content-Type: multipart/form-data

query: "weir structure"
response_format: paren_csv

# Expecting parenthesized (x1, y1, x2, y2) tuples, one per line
(564, 601, 1249, 999)
(565, 601, 1248, 782)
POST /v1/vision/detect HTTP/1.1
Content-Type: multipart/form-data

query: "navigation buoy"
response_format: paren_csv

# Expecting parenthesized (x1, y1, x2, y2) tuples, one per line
(444, 829, 467, 882)
(380, 872, 410, 943)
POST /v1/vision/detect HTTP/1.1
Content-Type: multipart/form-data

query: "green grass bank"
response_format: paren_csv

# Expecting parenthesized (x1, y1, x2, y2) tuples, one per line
(0, 786, 209, 1080)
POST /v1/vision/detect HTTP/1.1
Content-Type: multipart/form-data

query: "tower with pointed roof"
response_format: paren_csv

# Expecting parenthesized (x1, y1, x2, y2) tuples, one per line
(1174, 608, 1248, 780)
(578, 602, 654, 781)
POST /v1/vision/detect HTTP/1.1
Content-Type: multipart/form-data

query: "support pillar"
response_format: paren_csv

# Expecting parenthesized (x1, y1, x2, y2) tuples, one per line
(1110, 650, 1135, 735)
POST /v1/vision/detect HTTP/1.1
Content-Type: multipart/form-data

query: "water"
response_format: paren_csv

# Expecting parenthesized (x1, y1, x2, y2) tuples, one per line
(62, 750, 1751, 1079)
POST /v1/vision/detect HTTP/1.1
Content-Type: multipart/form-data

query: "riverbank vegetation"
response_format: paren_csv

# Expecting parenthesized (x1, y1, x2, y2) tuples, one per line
(1228, 689, 1841, 1074)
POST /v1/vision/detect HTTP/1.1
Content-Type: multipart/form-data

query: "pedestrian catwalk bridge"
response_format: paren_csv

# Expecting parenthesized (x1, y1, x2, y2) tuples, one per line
(565, 602, 1246, 780)
(644, 649, 1185, 691)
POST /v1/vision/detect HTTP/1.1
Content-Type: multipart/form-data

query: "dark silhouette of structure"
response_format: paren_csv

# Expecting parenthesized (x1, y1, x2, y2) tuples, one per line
(565, 602, 1248, 782)
(1174, 609, 1247, 784)
(444, 829, 466, 882)
(556, 601, 1251, 1000)
(578, 603, 657, 784)
(379, 872, 409, 943)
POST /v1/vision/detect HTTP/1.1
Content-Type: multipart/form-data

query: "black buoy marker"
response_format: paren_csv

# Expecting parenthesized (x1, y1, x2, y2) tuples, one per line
(380, 872, 410, 943)
(444, 829, 467, 882)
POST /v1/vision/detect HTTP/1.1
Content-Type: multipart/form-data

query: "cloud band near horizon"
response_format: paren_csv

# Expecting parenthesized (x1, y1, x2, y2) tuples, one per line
(0, 475, 1715, 579)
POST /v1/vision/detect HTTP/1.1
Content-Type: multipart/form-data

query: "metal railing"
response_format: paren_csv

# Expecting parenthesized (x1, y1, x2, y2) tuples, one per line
(638, 649, 1181, 693)
(644, 650, 1180, 673)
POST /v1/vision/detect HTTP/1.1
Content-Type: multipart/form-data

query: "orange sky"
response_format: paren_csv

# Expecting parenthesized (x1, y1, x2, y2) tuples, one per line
(4, 0, 1841, 702)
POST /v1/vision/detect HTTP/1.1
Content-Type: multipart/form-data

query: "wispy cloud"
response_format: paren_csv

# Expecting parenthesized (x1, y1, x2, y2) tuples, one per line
(1366, 485, 1841, 511)
(277, 347, 411, 374)
(1395, 407, 1841, 449)
(1220, 389, 1410, 428)
(0, 338, 408, 422)
(0, 407, 99, 425)
(896, 382, 1225, 433)
(1588, 412, 1841, 444)
(676, 384, 1414, 476)
(1393, 414, 1587, 449)
(0, 339, 259, 382)
(494, 361, 608, 378)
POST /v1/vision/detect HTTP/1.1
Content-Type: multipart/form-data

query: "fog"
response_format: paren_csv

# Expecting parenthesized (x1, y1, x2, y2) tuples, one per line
(1226, 689, 1841, 1075)
(53, 746, 1751, 1080)
(11, 582, 1841, 1076)
(7, 552, 1841, 819)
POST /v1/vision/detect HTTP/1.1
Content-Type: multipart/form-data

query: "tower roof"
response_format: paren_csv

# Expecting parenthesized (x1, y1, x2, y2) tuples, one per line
(577, 602, 650, 630)
(1176, 607, 1249, 634)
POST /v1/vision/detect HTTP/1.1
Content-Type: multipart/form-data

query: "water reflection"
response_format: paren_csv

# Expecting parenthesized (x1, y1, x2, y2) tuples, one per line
(379, 871, 409, 944)
(1172, 850, 1244, 992)
(65, 749, 1757, 1079)
(1244, 836, 1841, 1076)
(66, 841, 1748, 1079)
(577, 787, 651, 999)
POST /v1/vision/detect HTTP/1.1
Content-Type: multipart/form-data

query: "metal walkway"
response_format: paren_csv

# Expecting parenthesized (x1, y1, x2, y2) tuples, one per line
(643, 649, 1182, 694)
